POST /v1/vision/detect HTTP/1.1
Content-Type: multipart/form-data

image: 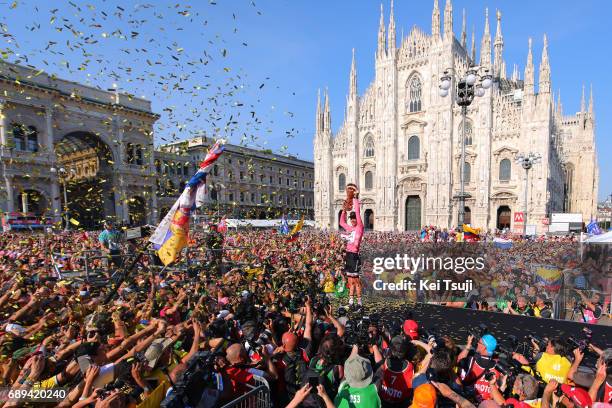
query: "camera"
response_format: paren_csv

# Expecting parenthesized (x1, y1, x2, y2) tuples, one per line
(526, 334, 547, 351)
(567, 328, 592, 352)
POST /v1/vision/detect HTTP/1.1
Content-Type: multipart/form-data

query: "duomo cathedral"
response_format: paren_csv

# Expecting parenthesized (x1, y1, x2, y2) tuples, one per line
(313, 0, 598, 233)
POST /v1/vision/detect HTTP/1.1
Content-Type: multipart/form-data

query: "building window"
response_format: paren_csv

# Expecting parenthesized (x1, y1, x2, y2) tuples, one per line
(462, 162, 471, 183)
(460, 120, 473, 146)
(499, 159, 511, 181)
(338, 173, 346, 192)
(407, 75, 422, 113)
(240, 192, 245, 202)
(213, 165, 219, 176)
(183, 163, 189, 175)
(408, 136, 420, 160)
(228, 192, 234, 202)
(240, 171, 244, 180)
(269, 175, 273, 184)
(365, 171, 373, 190)
(210, 187, 217, 201)
(136, 146, 143, 165)
(251, 192, 255, 202)
(155, 160, 161, 173)
(14, 125, 39, 152)
(364, 135, 375, 158)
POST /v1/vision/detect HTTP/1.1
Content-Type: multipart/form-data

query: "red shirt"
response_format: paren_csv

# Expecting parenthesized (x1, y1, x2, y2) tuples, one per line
(225, 366, 255, 396)
(379, 360, 414, 403)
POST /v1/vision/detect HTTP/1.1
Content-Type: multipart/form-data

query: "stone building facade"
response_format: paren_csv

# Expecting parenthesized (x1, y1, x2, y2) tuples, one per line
(158, 136, 314, 220)
(0, 62, 160, 228)
(314, 1, 598, 233)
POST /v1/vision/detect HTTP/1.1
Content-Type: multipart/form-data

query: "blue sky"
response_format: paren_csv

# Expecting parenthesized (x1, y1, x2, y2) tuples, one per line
(1, 1, 610, 200)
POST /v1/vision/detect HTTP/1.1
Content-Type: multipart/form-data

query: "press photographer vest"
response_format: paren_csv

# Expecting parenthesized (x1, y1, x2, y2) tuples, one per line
(379, 359, 414, 403)
(582, 308, 599, 324)
(460, 354, 499, 402)
(535, 353, 571, 383)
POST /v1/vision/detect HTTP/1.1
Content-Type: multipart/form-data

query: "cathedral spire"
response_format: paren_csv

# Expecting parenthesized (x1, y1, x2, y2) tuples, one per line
(316, 88, 322, 133)
(377, 3, 386, 59)
(432, 0, 441, 40)
(349, 48, 357, 97)
(388, 0, 396, 54)
(443, 0, 453, 41)
(511, 64, 519, 82)
(580, 84, 586, 116)
(493, 9, 504, 77)
(324, 88, 331, 133)
(538, 34, 551, 95)
(524, 37, 534, 95)
(461, 9, 467, 48)
(556, 89, 563, 117)
(479, 8, 491, 67)
(470, 26, 476, 61)
(588, 83, 594, 117)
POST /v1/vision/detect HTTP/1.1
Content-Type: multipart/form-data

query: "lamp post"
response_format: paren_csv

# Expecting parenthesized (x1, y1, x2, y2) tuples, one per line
(515, 153, 541, 236)
(439, 66, 492, 230)
(50, 166, 73, 231)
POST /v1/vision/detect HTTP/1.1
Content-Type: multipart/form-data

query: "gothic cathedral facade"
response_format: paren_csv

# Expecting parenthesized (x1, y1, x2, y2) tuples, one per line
(313, 0, 598, 233)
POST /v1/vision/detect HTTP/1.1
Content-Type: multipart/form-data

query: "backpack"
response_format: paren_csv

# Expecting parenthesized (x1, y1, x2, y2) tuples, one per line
(283, 351, 308, 397)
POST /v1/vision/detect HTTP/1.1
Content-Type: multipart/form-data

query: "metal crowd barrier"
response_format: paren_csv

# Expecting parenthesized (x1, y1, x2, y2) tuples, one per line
(51, 248, 131, 284)
(219, 375, 271, 408)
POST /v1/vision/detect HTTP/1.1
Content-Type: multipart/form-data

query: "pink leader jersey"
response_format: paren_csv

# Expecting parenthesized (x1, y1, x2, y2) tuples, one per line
(339, 198, 364, 254)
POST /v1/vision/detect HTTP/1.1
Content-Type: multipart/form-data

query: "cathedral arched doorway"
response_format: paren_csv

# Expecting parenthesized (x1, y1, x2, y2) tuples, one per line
(17, 189, 47, 216)
(405, 196, 421, 231)
(54, 132, 116, 230)
(496, 206, 511, 230)
(364, 209, 374, 230)
(128, 196, 147, 227)
(464, 207, 472, 225)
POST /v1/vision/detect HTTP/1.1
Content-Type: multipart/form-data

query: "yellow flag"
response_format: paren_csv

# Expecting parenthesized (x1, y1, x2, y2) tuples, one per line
(289, 215, 304, 236)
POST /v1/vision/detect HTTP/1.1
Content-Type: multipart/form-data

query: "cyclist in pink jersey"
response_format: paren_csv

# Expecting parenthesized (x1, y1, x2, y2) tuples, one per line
(339, 185, 364, 307)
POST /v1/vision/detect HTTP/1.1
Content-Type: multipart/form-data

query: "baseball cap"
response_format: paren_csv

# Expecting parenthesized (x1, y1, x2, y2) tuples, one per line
(344, 354, 373, 388)
(560, 384, 592, 408)
(403, 319, 419, 339)
(412, 384, 437, 408)
(481, 334, 497, 355)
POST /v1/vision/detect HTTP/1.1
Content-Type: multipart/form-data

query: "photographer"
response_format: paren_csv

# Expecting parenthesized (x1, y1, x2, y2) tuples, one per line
(222, 342, 278, 396)
(508, 295, 534, 316)
(273, 331, 309, 406)
(489, 373, 540, 407)
(576, 290, 603, 324)
(512, 337, 575, 384)
(457, 333, 500, 402)
(377, 335, 415, 407)
(533, 294, 552, 319)
(334, 345, 382, 407)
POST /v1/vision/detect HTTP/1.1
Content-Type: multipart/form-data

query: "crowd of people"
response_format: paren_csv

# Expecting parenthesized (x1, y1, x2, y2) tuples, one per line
(0, 222, 609, 407)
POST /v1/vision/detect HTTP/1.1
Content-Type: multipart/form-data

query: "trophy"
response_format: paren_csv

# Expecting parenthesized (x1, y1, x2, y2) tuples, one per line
(344, 183, 359, 212)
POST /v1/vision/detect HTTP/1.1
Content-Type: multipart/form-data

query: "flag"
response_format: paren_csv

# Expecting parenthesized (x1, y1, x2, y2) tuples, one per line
(532, 264, 563, 290)
(287, 215, 304, 242)
(279, 215, 289, 235)
(149, 140, 226, 265)
(493, 237, 513, 249)
(462, 224, 481, 242)
(586, 219, 602, 235)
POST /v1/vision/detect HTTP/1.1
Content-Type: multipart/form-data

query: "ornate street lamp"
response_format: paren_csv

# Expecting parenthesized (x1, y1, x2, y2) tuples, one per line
(50, 166, 74, 230)
(439, 66, 492, 230)
(516, 152, 541, 236)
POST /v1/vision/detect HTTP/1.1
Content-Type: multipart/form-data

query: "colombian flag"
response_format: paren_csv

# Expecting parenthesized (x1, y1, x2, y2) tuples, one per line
(149, 140, 226, 265)
(287, 215, 304, 242)
(462, 224, 481, 242)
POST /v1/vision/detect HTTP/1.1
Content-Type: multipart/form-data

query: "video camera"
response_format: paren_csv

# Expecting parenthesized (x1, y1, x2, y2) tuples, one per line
(344, 315, 374, 348)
